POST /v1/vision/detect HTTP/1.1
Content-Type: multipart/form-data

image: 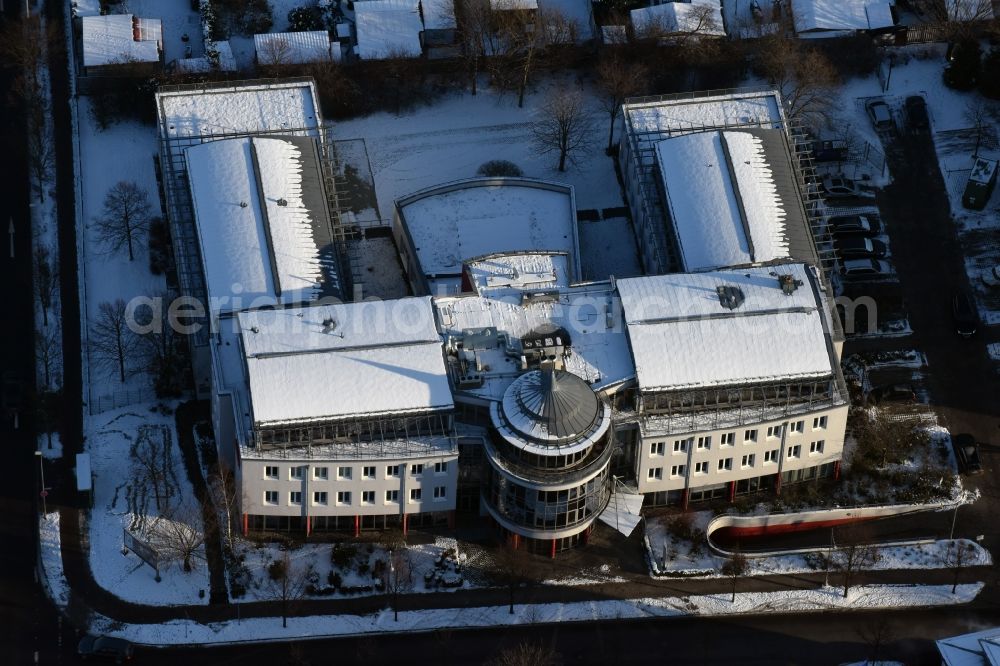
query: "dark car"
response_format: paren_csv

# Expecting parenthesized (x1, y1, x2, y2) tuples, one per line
(954, 433, 983, 474)
(867, 383, 917, 404)
(78, 635, 134, 663)
(835, 236, 888, 259)
(828, 214, 881, 238)
(905, 96, 929, 131)
(952, 291, 980, 337)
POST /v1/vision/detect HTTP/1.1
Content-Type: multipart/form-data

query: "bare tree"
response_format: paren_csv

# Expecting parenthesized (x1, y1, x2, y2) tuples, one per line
(91, 299, 141, 383)
(964, 98, 993, 158)
(493, 539, 531, 614)
(132, 424, 175, 512)
(532, 87, 594, 172)
(916, 0, 995, 40)
(943, 540, 978, 594)
(721, 550, 749, 603)
(382, 547, 414, 621)
(35, 327, 62, 391)
(257, 35, 293, 70)
(492, 4, 574, 107)
(267, 549, 313, 628)
(152, 500, 206, 573)
(33, 244, 58, 327)
(93, 181, 153, 261)
(851, 408, 926, 469)
(634, 2, 721, 45)
(754, 36, 840, 126)
(597, 54, 647, 153)
(24, 83, 54, 203)
(486, 640, 560, 666)
(209, 462, 241, 553)
(456, 0, 492, 95)
(834, 525, 881, 598)
(856, 615, 896, 666)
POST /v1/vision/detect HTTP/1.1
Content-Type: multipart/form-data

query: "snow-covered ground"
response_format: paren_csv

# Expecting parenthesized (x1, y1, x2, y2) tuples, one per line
(85, 403, 210, 606)
(644, 510, 989, 577)
(38, 433, 63, 460)
(83, 582, 983, 646)
(126, 0, 205, 64)
(39, 512, 71, 609)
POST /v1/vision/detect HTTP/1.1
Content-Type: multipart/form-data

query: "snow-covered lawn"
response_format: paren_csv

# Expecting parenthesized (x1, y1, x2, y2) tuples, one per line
(85, 403, 210, 606)
(86, 582, 984, 646)
(644, 510, 990, 577)
(233, 535, 483, 602)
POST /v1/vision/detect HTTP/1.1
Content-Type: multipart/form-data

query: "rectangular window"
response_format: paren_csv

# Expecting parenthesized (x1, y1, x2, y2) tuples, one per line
(264, 490, 278, 505)
(810, 440, 825, 454)
(697, 436, 711, 451)
(386, 465, 400, 478)
(410, 488, 422, 502)
(813, 416, 828, 430)
(791, 421, 804, 434)
(766, 425, 782, 439)
(670, 465, 686, 478)
(289, 491, 302, 506)
(313, 467, 329, 480)
(385, 490, 399, 503)
(363, 466, 376, 479)
(289, 466, 305, 480)
(410, 464, 424, 475)
(718, 457, 733, 471)
(336, 491, 351, 505)
(694, 461, 708, 474)
(741, 454, 755, 468)
(744, 429, 758, 443)
(362, 490, 375, 504)
(764, 449, 778, 463)
(721, 432, 735, 446)
(336, 466, 351, 480)
(673, 439, 690, 453)
(264, 466, 278, 479)
(650, 441, 665, 456)
(647, 467, 663, 480)
(434, 461, 448, 474)
(313, 491, 328, 506)
(787, 445, 802, 459)
(433, 485, 447, 499)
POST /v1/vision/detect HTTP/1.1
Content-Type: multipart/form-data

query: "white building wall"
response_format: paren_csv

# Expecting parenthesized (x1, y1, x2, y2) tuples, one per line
(241, 453, 459, 519)
(636, 404, 849, 494)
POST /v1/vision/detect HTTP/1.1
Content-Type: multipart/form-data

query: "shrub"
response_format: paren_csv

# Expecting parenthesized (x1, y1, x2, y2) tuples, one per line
(667, 513, 695, 541)
(327, 571, 342, 588)
(476, 160, 524, 177)
(147, 216, 171, 276)
(331, 543, 358, 568)
(287, 6, 323, 31)
(267, 559, 286, 581)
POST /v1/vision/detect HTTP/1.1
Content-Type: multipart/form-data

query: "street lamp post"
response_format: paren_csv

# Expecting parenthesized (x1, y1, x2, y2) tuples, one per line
(34, 451, 47, 515)
(950, 502, 960, 541)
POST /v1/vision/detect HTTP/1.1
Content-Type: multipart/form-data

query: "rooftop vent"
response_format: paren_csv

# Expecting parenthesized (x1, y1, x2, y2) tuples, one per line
(321, 317, 338, 334)
(276, 198, 288, 207)
(716, 285, 745, 310)
(778, 274, 803, 295)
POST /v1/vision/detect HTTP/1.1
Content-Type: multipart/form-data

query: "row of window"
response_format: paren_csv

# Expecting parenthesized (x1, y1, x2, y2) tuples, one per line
(648, 418, 829, 457)
(263, 485, 449, 507)
(263, 462, 449, 482)
(647, 442, 826, 480)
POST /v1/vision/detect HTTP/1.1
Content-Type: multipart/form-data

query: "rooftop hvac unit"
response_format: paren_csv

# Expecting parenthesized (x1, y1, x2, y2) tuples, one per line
(778, 274, 803, 295)
(716, 285, 745, 310)
(457, 373, 484, 389)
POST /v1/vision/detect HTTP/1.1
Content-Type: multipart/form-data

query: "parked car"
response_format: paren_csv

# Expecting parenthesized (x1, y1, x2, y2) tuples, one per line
(866, 100, 894, 132)
(834, 236, 888, 259)
(78, 635, 134, 663)
(842, 258, 892, 281)
(828, 214, 881, 237)
(954, 433, 983, 474)
(867, 383, 917, 404)
(905, 96, 929, 131)
(952, 291, 980, 337)
(820, 176, 875, 199)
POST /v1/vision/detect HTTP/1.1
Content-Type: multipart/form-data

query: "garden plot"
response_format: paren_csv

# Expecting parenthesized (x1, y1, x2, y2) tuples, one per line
(231, 536, 493, 602)
(85, 402, 210, 606)
(125, 0, 204, 64)
(645, 511, 990, 578)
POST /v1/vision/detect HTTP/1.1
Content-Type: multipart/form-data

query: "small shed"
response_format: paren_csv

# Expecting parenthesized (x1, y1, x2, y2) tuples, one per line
(963, 157, 998, 210)
(254, 31, 340, 66)
(80, 14, 163, 75)
(76, 453, 93, 508)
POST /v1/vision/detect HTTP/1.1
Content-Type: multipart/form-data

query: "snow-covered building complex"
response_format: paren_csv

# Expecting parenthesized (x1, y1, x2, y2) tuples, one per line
(160, 81, 848, 553)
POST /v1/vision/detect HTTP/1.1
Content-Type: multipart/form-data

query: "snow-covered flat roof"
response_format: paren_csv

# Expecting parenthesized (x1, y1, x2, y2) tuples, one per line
(354, 0, 424, 60)
(239, 298, 453, 426)
(396, 178, 581, 294)
(790, 0, 894, 33)
(970, 156, 998, 184)
(936, 626, 1000, 666)
(157, 80, 321, 139)
(434, 282, 635, 401)
(656, 130, 791, 271)
(421, 0, 458, 29)
(617, 264, 835, 392)
(254, 31, 333, 64)
(185, 136, 339, 314)
(464, 252, 572, 297)
(623, 89, 785, 138)
(81, 14, 161, 67)
(630, 0, 724, 37)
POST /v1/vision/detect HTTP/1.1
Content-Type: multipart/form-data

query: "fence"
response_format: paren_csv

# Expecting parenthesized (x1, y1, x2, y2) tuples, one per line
(88, 387, 158, 415)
